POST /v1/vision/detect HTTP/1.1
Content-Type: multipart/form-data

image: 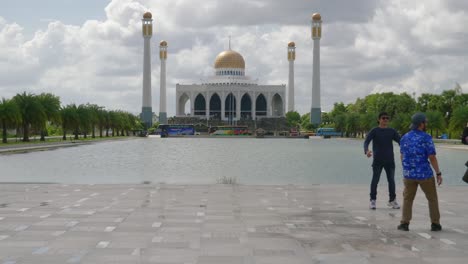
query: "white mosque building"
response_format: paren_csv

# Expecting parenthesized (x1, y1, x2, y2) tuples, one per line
(175, 48, 286, 121)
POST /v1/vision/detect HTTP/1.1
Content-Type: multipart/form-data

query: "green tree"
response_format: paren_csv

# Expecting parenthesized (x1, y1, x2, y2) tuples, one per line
(333, 114, 346, 137)
(345, 113, 360, 137)
(330, 102, 347, 119)
(97, 108, 108, 138)
(77, 104, 92, 138)
(0, 98, 22, 143)
(108, 111, 120, 136)
(390, 113, 412, 135)
(60, 104, 79, 140)
(300, 113, 314, 131)
(417, 93, 439, 112)
(285, 111, 301, 128)
(449, 106, 468, 138)
(321, 112, 332, 125)
(86, 104, 101, 138)
(359, 112, 377, 138)
(37, 93, 61, 141)
(425, 111, 445, 138)
(13, 92, 46, 142)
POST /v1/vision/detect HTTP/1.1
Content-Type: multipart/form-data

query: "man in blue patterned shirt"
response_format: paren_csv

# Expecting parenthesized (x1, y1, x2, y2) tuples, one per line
(398, 113, 443, 232)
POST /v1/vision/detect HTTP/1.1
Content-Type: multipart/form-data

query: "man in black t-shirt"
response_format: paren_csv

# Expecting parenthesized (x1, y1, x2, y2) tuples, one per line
(462, 123, 468, 145)
(364, 112, 401, 210)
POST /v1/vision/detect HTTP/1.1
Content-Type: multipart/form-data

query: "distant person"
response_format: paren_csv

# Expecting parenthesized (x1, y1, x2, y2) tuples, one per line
(463, 160, 468, 184)
(364, 112, 401, 210)
(462, 122, 468, 145)
(398, 113, 442, 232)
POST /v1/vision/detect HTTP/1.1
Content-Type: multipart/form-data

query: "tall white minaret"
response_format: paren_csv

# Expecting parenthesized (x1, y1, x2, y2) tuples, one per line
(310, 13, 322, 125)
(287, 41, 296, 112)
(141, 12, 153, 129)
(159, 40, 168, 124)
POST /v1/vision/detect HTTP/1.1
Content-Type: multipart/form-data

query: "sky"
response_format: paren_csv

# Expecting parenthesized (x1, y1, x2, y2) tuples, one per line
(1, 0, 467, 116)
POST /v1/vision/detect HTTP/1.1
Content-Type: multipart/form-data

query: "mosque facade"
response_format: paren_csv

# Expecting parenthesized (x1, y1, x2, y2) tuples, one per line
(175, 49, 286, 121)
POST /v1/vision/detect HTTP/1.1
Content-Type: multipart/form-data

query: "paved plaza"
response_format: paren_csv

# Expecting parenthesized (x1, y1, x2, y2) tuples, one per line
(0, 183, 467, 264)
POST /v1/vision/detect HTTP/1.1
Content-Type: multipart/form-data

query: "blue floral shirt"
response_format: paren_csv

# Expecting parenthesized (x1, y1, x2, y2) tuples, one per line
(400, 129, 436, 180)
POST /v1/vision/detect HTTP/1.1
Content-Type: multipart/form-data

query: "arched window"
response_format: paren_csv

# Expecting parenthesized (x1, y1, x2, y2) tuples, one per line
(194, 94, 206, 116)
(256, 94, 267, 116)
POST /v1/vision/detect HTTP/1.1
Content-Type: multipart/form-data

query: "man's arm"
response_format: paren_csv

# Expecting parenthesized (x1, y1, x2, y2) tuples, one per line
(429, 154, 442, 186)
(393, 129, 401, 145)
(364, 129, 374, 156)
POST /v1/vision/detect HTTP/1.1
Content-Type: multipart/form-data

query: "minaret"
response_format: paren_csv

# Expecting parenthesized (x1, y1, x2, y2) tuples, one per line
(141, 12, 153, 129)
(287, 42, 296, 112)
(310, 13, 322, 125)
(159, 40, 168, 124)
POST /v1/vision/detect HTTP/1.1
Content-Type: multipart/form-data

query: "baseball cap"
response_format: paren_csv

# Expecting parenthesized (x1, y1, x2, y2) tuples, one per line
(410, 113, 427, 130)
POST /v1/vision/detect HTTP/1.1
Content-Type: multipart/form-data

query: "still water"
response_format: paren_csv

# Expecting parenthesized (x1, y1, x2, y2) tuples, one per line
(0, 138, 466, 185)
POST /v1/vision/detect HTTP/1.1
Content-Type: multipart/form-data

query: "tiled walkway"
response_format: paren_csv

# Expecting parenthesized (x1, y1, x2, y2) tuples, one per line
(0, 184, 467, 263)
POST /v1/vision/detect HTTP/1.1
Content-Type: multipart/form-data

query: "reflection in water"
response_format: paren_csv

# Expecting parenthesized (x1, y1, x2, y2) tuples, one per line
(0, 138, 466, 185)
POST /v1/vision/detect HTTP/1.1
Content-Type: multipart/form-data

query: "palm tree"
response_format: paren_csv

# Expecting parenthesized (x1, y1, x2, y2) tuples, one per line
(97, 108, 107, 138)
(390, 112, 412, 135)
(60, 104, 79, 140)
(359, 112, 377, 138)
(13, 92, 46, 141)
(345, 113, 360, 138)
(108, 111, 120, 136)
(0, 98, 22, 143)
(425, 111, 445, 138)
(77, 104, 91, 138)
(37, 93, 61, 141)
(449, 106, 468, 138)
(86, 104, 101, 138)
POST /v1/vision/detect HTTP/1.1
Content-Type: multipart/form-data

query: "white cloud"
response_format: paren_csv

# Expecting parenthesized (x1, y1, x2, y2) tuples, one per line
(0, 0, 466, 117)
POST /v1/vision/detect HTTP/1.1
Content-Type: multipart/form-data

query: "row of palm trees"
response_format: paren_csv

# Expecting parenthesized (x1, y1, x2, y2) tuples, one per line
(0, 92, 143, 143)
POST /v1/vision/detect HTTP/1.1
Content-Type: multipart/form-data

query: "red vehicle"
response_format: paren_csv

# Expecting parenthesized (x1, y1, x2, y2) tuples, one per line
(289, 128, 299, 137)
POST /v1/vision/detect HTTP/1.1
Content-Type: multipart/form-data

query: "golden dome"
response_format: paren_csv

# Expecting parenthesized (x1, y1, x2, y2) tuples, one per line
(288, 41, 295, 47)
(214, 50, 245, 69)
(143, 12, 152, 19)
(312, 13, 321, 21)
(160, 40, 167, 46)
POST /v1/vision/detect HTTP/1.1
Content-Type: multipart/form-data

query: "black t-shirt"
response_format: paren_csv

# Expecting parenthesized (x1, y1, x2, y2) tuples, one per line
(364, 127, 401, 162)
(462, 127, 468, 145)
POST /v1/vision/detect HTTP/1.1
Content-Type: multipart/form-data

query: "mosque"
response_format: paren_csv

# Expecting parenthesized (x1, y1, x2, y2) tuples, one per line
(175, 46, 286, 121)
(140, 12, 322, 128)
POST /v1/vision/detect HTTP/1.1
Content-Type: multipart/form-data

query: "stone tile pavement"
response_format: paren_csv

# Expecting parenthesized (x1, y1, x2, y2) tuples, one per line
(0, 183, 467, 263)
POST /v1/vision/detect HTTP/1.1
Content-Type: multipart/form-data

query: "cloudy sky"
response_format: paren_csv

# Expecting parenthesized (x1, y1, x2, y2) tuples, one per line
(1, 0, 467, 116)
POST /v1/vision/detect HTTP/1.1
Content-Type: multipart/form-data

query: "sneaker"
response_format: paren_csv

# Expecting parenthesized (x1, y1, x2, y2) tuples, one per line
(431, 223, 442, 231)
(369, 200, 376, 210)
(398, 223, 409, 231)
(387, 200, 400, 209)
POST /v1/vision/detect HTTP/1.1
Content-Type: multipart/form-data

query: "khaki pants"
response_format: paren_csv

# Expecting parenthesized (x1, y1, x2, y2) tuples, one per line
(401, 177, 440, 225)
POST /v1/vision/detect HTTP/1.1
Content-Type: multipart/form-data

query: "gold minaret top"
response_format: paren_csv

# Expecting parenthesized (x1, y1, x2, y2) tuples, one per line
(312, 13, 321, 21)
(311, 13, 322, 39)
(288, 42, 296, 61)
(142, 12, 153, 37)
(160, 40, 168, 59)
(143, 12, 152, 19)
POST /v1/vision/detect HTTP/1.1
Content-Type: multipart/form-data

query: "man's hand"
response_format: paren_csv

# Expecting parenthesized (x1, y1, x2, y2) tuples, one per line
(437, 175, 443, 186)
(366, 150, 373, 158)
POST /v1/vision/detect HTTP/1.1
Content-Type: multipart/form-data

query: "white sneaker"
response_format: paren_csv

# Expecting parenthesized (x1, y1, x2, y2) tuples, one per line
(387, 200, 400, 209)
(369, 200, 376, 210)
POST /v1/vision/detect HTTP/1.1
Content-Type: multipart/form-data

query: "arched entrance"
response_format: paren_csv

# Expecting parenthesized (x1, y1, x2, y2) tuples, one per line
(178, 93, 190, 115)
(240, 93, 252, 120)
(256, 94, 267, 116)
(194, 93, 206, 116)
(209, 93, 221, 119)
(272, 93, 283, 116)
(225, 93, 237, 121)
